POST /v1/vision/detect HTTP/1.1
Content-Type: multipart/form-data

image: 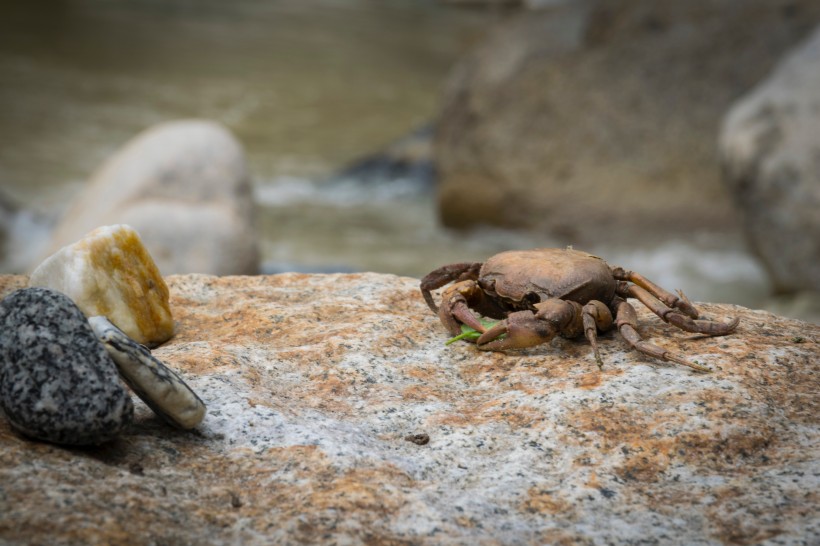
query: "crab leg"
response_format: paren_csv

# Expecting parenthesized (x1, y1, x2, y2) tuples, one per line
(619, 283, 739, 336)
(582, 300, 614, 369)
(611, 267, 699, 318)
(612, 298, 711, 373)
(420, 262, 482, 313)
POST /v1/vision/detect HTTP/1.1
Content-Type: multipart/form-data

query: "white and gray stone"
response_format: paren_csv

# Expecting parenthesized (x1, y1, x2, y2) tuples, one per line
(0, 288, 133, 445)
(720, 26, 820, 293)
(89, 316, 205, 430)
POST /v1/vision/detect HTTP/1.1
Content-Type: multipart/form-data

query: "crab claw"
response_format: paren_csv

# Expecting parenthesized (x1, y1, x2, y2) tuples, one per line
(475, 310, 556, 351)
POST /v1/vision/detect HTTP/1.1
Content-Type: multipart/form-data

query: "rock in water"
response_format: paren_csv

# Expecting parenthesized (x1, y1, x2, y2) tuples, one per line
(0, 288, 133, 445)
(720, 26, 820, 293)
(29, 224, 174, 347)
(38, 119, 259, 275)
(433, 1, 820, 235)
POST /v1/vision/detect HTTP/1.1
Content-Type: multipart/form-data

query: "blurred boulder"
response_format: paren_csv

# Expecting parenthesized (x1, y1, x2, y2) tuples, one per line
(720, 27, 820, 293)
(42, 120, 258, 275)
(434, 0, 820, 241)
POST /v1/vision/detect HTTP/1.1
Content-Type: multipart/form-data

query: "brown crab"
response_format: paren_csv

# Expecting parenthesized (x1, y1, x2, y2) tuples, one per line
(420, 248, 739, 372)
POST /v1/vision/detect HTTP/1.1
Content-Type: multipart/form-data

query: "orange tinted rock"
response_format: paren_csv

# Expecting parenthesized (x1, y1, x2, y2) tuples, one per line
(0, 273, 817, 544)
(28, 225, 173, 346)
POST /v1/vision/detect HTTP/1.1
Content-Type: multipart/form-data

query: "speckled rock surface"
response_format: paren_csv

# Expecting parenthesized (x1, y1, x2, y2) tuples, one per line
(0, 273, 817, 544)
(29, 224, 174, 347)
(0, 287, 133, 446)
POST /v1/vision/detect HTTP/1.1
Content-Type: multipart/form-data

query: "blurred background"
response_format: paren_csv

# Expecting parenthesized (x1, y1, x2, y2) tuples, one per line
(1, 0, 818, 322)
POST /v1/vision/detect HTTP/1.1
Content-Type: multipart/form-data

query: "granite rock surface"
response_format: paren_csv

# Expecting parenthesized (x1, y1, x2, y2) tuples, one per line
(0, 287, 133, 446)
(29, 224, 174, 347)
(0, 273, 817, 544)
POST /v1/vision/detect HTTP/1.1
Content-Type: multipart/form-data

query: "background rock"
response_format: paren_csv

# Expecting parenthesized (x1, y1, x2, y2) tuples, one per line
(41, 120, 259, 275)
(0, 273, 817, 544)
(720, 27, 820, 294)
(434, 0, 820, 242)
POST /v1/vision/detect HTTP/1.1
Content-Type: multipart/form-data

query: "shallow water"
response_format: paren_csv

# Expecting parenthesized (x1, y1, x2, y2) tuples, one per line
(254, 173, 770, 307)
(0, 0, 783, 317)
(0, 0, 495, 204)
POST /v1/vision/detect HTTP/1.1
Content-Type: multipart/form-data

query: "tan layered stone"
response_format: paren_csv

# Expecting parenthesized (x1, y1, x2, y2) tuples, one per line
(28, 225, 173, 347)
(0, 273, 817, 544)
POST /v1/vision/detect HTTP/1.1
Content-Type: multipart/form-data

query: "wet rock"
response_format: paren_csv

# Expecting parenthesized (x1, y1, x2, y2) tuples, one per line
(0, 287, 133, 446)
(1, 272, 817, 544)
(29, 224, 174, 347)
(41, 119, 259, 275)
(330, 125, 435, 195)
(720, 26, 820, 293)
(434, 0, 820, 239)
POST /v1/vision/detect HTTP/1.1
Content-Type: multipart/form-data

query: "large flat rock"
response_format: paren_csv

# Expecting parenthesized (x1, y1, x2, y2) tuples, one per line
(0, 273, 817, 544)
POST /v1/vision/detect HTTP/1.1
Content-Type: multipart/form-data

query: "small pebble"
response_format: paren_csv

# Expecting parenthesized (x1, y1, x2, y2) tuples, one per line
(405, 433, 430, 446)
(230, 492, 243, 508)
(0, 288, 133, 445)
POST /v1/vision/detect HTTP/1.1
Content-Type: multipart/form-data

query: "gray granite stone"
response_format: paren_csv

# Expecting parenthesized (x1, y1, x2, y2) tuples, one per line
(0, 287, 133, 445)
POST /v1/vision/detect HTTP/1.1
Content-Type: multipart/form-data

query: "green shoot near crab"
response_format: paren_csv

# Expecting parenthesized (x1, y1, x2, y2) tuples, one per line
(445, 318, 503, 346)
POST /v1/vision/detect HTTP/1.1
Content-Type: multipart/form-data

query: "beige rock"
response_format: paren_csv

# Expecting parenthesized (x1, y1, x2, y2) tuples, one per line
(0, 272, 817, 544)
(41, 119, 258, 275)
(28, 225, 174, 347)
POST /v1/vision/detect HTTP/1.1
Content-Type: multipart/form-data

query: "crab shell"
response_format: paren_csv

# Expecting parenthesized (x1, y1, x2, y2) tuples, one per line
(478, 248, 617, 311)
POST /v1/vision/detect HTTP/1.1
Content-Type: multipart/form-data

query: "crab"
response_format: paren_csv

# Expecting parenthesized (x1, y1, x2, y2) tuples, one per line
(420, 248, 739, 372)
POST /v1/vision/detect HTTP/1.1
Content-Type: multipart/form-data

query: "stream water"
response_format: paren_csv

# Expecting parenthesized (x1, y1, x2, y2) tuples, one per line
(0, 0, 780, 314)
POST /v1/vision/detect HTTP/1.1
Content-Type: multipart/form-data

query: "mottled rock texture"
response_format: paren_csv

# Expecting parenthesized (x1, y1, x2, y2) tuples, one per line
(29, 224, 174, 347)
(0, 273, 817, 544)
(435, 0, 820, 239)
(41, 120, 259, 275)
(720, 26, 820, 294)
(0, 287, 133, 446)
